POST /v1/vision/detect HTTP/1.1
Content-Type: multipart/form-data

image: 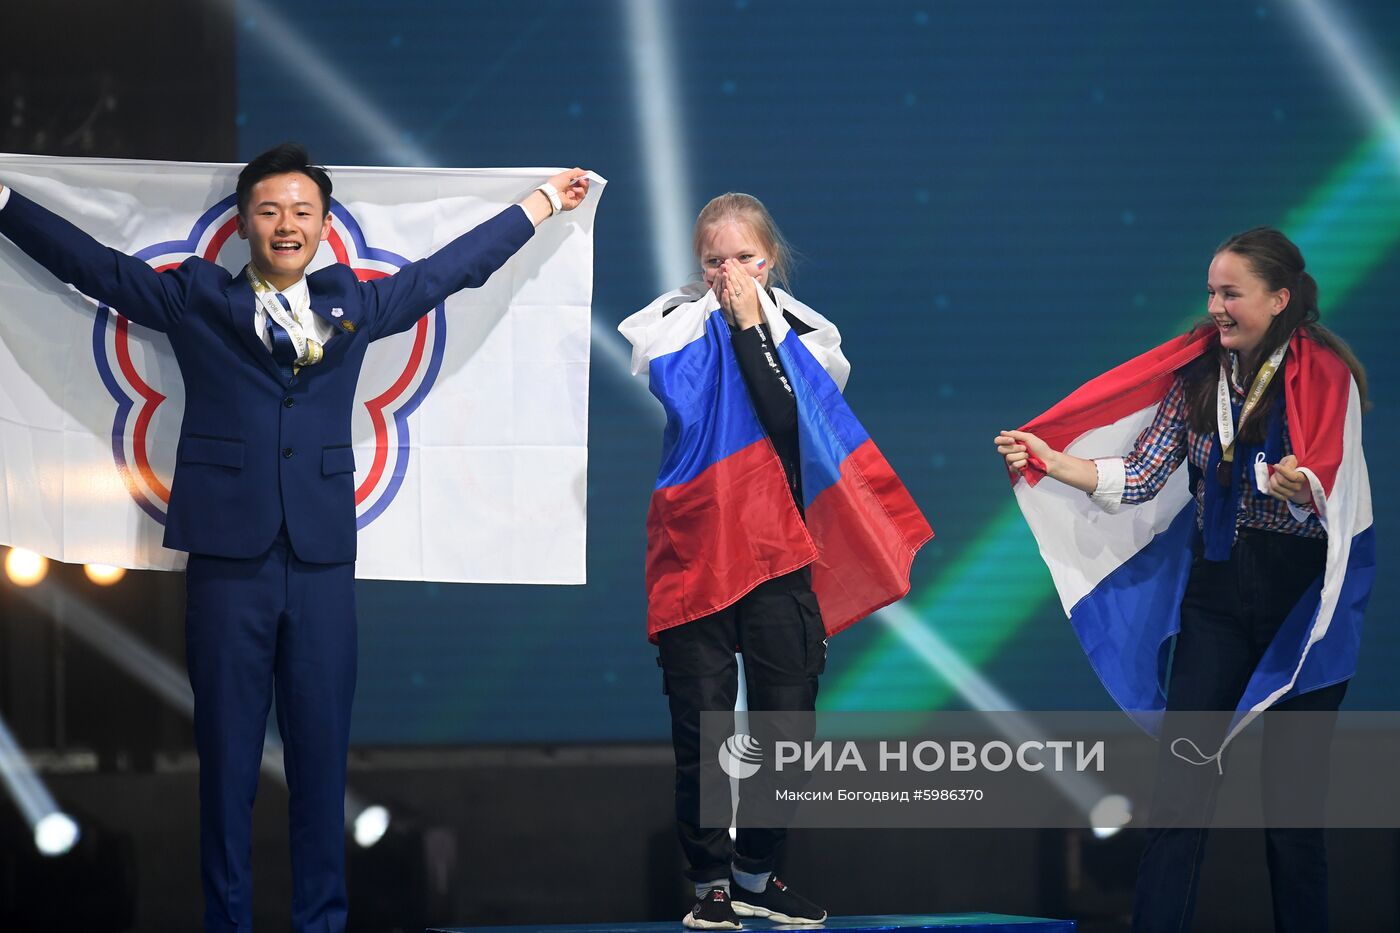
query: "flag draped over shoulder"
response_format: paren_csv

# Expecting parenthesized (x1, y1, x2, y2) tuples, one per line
(0, 154, 601, 584)
(619, 283, 932, 641)
(1011, 328, 1374, 743)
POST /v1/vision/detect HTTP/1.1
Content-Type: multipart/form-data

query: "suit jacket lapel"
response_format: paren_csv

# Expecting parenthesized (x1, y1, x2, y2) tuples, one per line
(308, 276, 364, 363)
(225, 274, 288, 383)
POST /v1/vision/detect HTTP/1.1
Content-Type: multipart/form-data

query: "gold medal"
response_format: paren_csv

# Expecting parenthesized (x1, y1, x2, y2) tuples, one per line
(245, 266, 324, 368)
(1216, 341, 1289, 480)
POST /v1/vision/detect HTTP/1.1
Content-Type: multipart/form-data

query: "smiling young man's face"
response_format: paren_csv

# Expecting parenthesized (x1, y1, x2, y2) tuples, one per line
(236, 172, 331, 290)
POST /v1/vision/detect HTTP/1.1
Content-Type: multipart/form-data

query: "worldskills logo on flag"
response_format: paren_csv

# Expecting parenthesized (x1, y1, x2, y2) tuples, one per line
(90, 193, 445, 530)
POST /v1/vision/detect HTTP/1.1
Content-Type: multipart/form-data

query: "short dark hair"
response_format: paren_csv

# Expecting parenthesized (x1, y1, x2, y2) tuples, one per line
(236, 142, 332, 216)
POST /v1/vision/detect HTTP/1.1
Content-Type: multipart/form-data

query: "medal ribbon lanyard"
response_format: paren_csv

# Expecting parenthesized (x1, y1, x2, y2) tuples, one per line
(1215, 339, 1289, 476)
(245, 266, 324, 372)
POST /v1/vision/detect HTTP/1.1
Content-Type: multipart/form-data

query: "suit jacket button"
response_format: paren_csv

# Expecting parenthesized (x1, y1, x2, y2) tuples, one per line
(282, 447, 294, 459)
(283, 397, 295, 408)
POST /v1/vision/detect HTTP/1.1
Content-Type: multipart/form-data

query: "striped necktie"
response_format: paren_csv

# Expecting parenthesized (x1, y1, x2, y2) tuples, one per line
(267, 293, 298, 380)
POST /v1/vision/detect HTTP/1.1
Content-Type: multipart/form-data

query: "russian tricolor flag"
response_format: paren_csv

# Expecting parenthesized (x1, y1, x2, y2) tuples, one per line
(621, 283, 932, 641)
(1011, 328, 1374, 746)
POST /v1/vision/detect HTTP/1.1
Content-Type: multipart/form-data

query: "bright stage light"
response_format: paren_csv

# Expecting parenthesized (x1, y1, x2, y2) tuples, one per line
(1284, 0, 1400, 158)
(4, 548, 49, 587)
(1090, 794, 1133, 840)
(83, 563, 127, 586)
(624, 0, 694, 293)
(228, 0, 429, 166)
(353, 805, 390, 848)
(33, 811, 81, 856)
(2, 711, 81, 857)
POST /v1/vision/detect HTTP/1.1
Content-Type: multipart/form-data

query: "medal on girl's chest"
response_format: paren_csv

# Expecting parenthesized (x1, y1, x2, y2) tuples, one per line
(1215, 342, 1289, 491)
(1215, 459, 1232, 488)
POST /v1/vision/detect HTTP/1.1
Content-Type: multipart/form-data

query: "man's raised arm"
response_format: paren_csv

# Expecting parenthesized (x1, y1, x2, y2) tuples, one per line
(0, 181, 192, 332)
(360, 167, 595, 341)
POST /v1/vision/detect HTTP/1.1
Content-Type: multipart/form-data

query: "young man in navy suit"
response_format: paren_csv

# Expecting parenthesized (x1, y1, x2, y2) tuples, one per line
(0, 143, 591, 932)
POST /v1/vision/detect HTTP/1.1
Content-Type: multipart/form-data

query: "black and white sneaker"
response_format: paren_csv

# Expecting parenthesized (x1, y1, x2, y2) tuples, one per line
(731, 876, 827, 925)
(684, 887, 742, 930)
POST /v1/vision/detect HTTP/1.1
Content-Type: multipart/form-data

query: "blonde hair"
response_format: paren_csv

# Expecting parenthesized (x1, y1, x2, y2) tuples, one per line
(692, 192, 796, 289)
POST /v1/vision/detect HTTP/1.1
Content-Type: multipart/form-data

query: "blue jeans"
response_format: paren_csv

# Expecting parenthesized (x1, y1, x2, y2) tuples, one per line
(1133, 529, 1345, 933)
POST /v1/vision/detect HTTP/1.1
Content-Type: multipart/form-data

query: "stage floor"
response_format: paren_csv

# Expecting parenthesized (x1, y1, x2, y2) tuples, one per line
(430, 914, 1075, 933)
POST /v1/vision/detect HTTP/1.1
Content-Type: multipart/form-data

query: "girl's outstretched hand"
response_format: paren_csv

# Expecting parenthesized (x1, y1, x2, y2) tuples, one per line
(995, 429, 1052, 474)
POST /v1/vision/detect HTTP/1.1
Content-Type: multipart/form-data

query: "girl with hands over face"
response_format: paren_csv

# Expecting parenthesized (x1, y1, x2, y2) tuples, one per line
(702, 217, 770, 330)
(629, 193, 842, 931)
(622, 190, 929, 929)
(713, 257, 764, 329)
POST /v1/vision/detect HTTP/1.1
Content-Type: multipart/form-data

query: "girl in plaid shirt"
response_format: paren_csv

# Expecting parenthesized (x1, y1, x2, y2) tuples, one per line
(997, 228, 1368, 933)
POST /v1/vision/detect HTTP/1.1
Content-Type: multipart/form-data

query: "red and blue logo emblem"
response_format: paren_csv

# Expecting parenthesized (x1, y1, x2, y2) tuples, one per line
(90, 193, 446, 530)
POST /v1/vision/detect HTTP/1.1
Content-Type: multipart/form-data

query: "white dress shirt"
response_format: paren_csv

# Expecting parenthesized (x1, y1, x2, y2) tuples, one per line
(252, 274, 336, 352)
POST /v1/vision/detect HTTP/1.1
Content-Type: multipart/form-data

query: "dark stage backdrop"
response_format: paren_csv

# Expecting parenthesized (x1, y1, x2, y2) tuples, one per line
(234, 0, 1400, 744)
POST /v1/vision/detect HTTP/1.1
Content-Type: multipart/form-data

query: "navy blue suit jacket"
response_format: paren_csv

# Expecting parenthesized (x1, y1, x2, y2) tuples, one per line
(0, 190, 535, 563)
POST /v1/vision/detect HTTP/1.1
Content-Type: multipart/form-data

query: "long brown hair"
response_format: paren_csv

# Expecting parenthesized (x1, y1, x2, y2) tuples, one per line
(1183, 227, 1368, 442)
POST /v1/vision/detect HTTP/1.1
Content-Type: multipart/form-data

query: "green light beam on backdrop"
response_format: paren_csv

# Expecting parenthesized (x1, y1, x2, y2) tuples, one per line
(825, 130, 1400, 712)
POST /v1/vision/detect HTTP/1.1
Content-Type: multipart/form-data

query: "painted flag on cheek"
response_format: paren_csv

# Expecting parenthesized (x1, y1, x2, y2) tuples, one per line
(620, 283, 933, 642)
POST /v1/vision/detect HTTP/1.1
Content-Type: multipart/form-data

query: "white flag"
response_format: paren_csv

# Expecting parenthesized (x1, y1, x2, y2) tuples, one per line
(0, 154, 600, 584)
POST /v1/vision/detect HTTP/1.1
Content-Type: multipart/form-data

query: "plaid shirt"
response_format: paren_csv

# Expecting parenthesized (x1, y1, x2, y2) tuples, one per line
(1112, 369, 1324, 540)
